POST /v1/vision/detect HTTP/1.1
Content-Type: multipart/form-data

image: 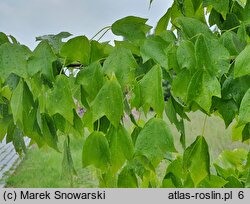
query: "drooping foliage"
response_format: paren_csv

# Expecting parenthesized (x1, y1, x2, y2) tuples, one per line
(0, 0, 250, 187)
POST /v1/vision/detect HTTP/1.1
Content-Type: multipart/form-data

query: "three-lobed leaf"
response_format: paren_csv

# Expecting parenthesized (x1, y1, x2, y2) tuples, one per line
(107, 125, 134, 174)
(0, 43, 31, 81)
(46, 75, 75, 124)
(140, 36, 170, 68)
(135, 118, 176, 167)
(28, 41, 57, 81)
(103, 47, 137, 90)
(187, 69, 221, 113)
(195, 35, 230, 78)
(183, 136, 210, 186)
(138, 65, 164, 117)
(60, 36, 90, 66)
(89, 78, 124, 128)
(112, 16, 152, 41)
(82, 131, 110, 171)
(76, 62, 105, 103)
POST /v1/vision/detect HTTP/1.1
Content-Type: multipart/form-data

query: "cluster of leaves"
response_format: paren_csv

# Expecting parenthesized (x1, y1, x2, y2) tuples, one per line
(0, 0, 250, 187)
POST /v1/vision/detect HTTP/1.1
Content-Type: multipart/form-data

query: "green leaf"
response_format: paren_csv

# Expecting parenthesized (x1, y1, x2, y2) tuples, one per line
(155, 7, 172, 35)
(112, 16, 152, 41)
(0, 43, 31, 80)
(82, 131, 110, 171)
(237, 23, 248, 43)
(162, 157, 184, 187)
(4, 73, 20, 91)
(162, 172, 183, 188)
(177, 40, 196, 71)
(41, 113, 59, 151)
(10, 80, 34, 128)
(218, 148, 248, 168)
(0, 116, 12, 141)
(115, 40, 141, 56)
(232, 122, 244, 141)
(246, 169, 250, 187)
(234, 44, 250, 78)
(235, 0, 247, 8)
(165, 97, 186, 149)
(60, 36, 90, 66)
(222, 75, 250, 105)
(131, 126, 142, 145)
(225, 176, 243, 187)
(238, 88, 250, 126)
(8, 35, 18, 44)
(242, 123, 250, 141)
(187, 69, 221, 113)
(212, 98, 238, 128)
(195, 35, 230, 78)
(46, 75, 75, 124)
(89, 78, 124, 128)
(197, 175, 228, 188)
(28, 41, 57, 81)
(103, 47, 137, 90)
(181, 0, 205, 21)
(118, 166, 138, 188)
(183, 136, 210, 186)
(139, 65, 164, 117)
(73, 110, 84, 136)
(0, 32, 9, 45)
(246, 151, 250, 167)
(90, 41, 112, 63)
(76, 62, 105, 103)
(7, 125, 26, 156)
(36, 32, 72, 54)
(238, 0, 250, 21)
(172, 68, 192, 102)
(220, 31, 245, 56)
(163, 157, 185, 187)
(107, 125, 134, 174)
(214, 164, 236, 181)
(135, 118, 176, 167)
(204, 0, 229, 19)
(62, 135, 77, 179)
(175, 17, 214, 40)
(140, 36, 170, 68)
(93, 116, 110, 133)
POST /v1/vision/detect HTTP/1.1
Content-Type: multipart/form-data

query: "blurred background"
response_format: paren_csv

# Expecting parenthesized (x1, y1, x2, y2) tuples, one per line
(0, 0, 172, 49)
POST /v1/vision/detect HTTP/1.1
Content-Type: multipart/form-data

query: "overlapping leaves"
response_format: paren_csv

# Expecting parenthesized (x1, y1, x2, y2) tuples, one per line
(1, 0, 250, 188)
